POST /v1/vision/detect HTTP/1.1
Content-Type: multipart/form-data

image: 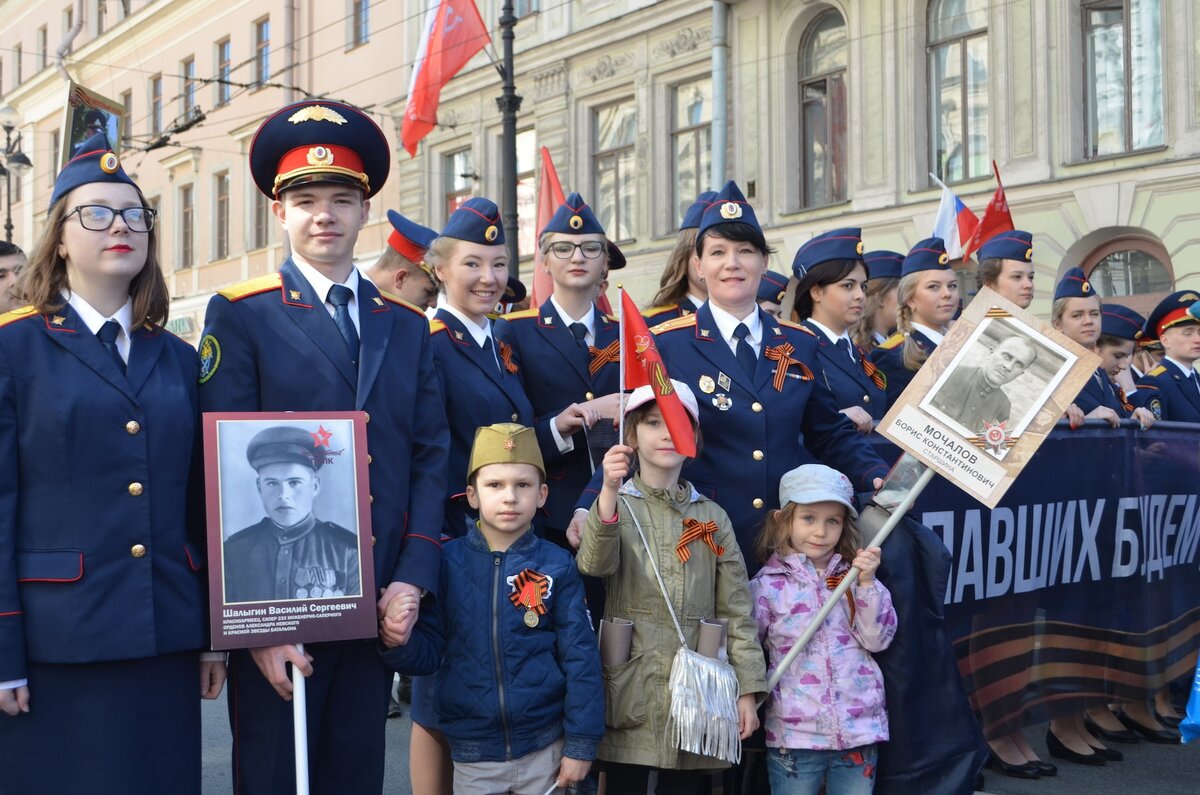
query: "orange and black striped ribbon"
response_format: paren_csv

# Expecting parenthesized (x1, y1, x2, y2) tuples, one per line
(858, 346, 887, 390)
(508, 569, 549, 615)
(588, 340, 621, 376)
(1116, 385, 1134, 414)
(498, 340, 519, 374)
(825, 572, 857, 624)
(764, 343, 814, 392)
(676, 518, 724, 564)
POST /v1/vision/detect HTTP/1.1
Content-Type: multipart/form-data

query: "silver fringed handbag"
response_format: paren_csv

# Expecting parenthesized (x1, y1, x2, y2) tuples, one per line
(621, 497, 742, 764)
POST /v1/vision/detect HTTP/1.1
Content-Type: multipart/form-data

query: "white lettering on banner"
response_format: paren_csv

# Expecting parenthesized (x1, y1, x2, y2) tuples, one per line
(924, 495, 1200, 605)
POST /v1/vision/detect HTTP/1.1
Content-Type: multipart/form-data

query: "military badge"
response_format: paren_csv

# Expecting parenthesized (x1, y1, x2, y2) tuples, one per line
(198, 334, 221, 384)
(306, 146, 335, 166)
(508, 568, 553, 627)
(287, 105, 349, 125)
(1149, 397, 1163, 420)
(717, 372, 732, 391)
(713, 393, 733, 411)
(719, 201, 742, 220)
(698, 375, 716, 394)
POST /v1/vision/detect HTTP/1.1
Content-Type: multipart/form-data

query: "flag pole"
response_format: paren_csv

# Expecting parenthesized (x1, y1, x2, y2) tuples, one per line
(618, 285, 626, 446)
(293, 643, 310, 794)
(497, 0, 522, 266)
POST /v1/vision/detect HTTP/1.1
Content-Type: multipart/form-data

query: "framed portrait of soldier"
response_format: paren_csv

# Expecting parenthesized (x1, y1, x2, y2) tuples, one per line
(203, 411, 377, 649)
(876, 287, 1101, 508)
(61, 83, 123, 168)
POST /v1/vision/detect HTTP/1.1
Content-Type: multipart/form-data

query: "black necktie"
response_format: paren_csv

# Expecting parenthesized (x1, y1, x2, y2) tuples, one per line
(569, 322, 588, 346)
(733, 323, 756, 377)
(481, 335, 501, 374)
(328, 284, 359, 366)
(97, 320, 126, 375)
(835, 337, 854, 362)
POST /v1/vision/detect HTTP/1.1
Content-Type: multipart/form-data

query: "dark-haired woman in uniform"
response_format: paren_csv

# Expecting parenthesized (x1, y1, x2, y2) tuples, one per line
(791, 229, 887, 434)
(0, 151, 222, 793)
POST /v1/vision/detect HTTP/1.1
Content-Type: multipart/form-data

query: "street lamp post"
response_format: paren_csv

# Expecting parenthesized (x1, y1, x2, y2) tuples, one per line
(0, 105, 34, 245)
(496, 0, 522, 266)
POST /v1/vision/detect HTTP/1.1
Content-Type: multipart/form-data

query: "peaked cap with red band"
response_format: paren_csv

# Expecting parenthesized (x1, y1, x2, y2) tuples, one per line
(249, 100, 390, 199)
(1142, 290, 1200, 342)
(386, 209, 437, 264)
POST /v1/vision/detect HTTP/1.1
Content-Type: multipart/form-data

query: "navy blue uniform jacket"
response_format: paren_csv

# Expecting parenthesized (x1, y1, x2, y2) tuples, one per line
(197, 260, 449, 594)
(1135, 360, 1200, 422)
(382, 526, 604, 764)
(1074, 367, 1130, 416)
(498, 303, 620, 529)
(802, 320, 888, 422)
(0, 306, 207, 681)
(651, 305, 888, 568)
(870, 329, 938, 408)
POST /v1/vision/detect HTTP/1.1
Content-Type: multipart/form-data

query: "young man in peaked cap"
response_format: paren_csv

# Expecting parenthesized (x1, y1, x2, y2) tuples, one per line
(197, 99, 449, 794)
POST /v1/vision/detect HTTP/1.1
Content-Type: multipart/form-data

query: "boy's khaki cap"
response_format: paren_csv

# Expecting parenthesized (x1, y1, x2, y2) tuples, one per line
(468, 423, 545, 480)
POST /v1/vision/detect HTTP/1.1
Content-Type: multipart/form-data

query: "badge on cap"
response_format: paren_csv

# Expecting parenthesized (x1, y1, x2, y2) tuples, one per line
(720, 202, 742, 220)
(938, 253, 950, 265)
(569, 214, 584, 230)
(485, 224, 499, 242)
(99, 152, 120, 174)
(1082, 280, 1091, 293)
(307, 146, 335, 166)
(1024, 248, 1033, 261)
(856, 241, 865, 255)
(288, 105, 348, 125)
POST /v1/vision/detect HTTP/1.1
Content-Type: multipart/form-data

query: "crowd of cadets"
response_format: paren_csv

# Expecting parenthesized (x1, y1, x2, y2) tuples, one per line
(0, 95, 1196, 795)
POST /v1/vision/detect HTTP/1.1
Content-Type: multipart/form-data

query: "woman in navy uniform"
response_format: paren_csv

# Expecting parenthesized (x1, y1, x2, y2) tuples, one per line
(755, 269, 789, 319)
(498, 193, 620, 548)
(852, 250, 902, 352)
(643, 191, 716, 323)
(1135, 291, 1200, 423)
(0, 150, 222, 793)
(791, 228, 888, 433)
(870, 239, 959, 407)
(975, 231, 1036, 309)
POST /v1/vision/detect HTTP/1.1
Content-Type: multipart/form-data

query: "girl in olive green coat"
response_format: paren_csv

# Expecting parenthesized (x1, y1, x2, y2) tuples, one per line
(577, 382, 766, 793)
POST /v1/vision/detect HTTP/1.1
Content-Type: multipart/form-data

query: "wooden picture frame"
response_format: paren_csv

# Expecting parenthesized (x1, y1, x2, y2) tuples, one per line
(61, 82, 123, 169)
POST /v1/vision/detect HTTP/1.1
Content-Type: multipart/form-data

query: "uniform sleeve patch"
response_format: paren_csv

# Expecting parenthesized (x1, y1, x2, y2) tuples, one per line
(198, 334, 221, 383)
(1148, 397, 1163, 420)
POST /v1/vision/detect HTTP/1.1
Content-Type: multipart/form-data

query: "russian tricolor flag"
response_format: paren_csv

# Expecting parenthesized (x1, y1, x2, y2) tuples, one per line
(930, 173, 979, 260)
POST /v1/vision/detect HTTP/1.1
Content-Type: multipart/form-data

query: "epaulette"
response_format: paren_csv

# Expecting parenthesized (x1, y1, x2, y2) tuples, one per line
(604, 313, 618, 324)
(651, 314, 697, 334)
(777, 317, 815, 335)
(1147, 364, 1167, 377)
(429, 318, 447, 335)
(0, 306, 38, 329)
(376, 290, 426, 317)
(502, 308, 539, 321)
(877, 332, 905, 351)
(218, 273, 282, 301)
(642, 304, 677, 319)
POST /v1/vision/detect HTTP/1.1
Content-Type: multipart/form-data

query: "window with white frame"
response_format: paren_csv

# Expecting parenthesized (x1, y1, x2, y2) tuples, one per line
(444, 149, 475, 218)
(351, 0, 370, 47)
(592, 99, 636, 243)
(214, 171, 230, 260)
(1083, 0, 1163, 158)
(181, 56, 197, 119)
(255, 17, 270, 86)
(799, 9, 848, 207)
(150, 74, 163, 134)
(671, 77, 712, 228)
(179, 184, 195, 269)
(516, 130, 537, 258)
(928, 0, 989, 184)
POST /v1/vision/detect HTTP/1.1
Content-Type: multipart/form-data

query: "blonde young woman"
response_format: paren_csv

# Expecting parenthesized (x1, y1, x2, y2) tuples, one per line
(851, 250, 902, 352)
(643, 191, 715, 324)
(869, 239, 959, 407)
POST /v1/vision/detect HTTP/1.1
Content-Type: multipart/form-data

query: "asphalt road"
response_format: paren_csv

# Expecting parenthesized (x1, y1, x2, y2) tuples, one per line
(202, 695, 1198, 795)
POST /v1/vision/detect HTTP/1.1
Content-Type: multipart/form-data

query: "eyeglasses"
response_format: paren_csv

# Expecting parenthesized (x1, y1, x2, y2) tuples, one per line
(548, 241, 605, 260)
(66, 205, 156, 233)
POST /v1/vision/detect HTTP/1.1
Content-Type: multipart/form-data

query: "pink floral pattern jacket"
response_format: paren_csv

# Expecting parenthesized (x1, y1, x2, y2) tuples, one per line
(750, 551, 897, 751)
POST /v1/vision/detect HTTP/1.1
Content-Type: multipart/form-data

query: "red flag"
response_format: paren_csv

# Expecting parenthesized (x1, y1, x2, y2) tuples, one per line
(620, 289, 696, 457)
(961, 161, 1015, 261)
(401, 0, 491, 157)
(530, 147, 565, 308)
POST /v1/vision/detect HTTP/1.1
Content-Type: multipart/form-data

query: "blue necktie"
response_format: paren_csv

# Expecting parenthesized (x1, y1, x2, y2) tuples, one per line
(569, 322, 588, 346)
(481, 335, 501, 374)
(835, 337, 855, 362)
(97, 320, 126, 375)
(328, 284, 359, 367)
(733, 323, 756, 377)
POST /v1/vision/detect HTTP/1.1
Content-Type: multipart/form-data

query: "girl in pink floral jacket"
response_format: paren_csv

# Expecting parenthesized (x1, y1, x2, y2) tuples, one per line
(750, 464, 897, 794)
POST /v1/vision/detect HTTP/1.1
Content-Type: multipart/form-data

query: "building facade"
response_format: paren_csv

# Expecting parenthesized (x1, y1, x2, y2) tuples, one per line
(2, 0, 1197, 342)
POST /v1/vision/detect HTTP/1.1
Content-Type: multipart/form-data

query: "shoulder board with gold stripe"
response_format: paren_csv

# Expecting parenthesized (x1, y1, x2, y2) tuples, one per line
(429, 318, 447, 335)
(1147, 364, 1168, 377)
(502, 308, 540, 321)
(651, 314, 698, 334)
(376, 291, 426, 317)
(642, 304, 677, 319)
(604, 314, 618, 324)
(0, 306, 38, 329)
(777, 317, 815, 335)
(877, 332, 905, 351)
(217, 273, 282, 301)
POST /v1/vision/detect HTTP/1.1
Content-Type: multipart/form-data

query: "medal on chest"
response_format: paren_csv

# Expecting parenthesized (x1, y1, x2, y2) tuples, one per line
(507, 568, 554, 627)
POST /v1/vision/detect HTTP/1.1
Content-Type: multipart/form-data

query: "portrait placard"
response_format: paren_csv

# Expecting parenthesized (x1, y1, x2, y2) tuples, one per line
(61, 83, 123, 168)
(203, 412, 376, 649)
(876, 287, 1101, 508)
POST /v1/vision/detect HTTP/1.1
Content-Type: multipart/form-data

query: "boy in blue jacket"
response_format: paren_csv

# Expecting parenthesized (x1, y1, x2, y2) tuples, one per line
(382, 423, 603, 794)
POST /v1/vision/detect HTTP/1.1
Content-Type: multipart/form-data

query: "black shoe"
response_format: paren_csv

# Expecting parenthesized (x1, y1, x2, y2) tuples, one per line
(1116, 710, 1182, 743)
(1084, 715, 1140, 743)
(1045, 730, 1106, 765)
(986, 753, 1041, 779)
(1157, 711, 1183, 728)
(1087, 744, 1123, 762)
(397, 674, 412, 705)
(387, 696, 403, 719)
(1029, 760, 1057, 776)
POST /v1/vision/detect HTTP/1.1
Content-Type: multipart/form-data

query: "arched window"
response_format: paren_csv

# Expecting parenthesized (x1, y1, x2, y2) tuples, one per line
(1082, 235, 1173, 314)
(928, 0, 989, 183)
(798, 9, 847, 207)
(1083, 0, 1164, 158)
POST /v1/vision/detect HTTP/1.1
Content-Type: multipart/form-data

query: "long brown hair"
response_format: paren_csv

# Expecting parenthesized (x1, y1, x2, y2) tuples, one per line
(17, 187, 170, 327)
(851, 276, 899, 351)
(648, 228, 699, 309)
(754, 502, 860, 565)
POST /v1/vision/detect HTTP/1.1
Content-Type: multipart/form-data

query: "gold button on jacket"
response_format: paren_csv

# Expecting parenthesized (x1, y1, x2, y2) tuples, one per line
(125, 420, 141, 435)
(128, 482, 144, 496)
(130, 544, 147, 558)
(752, 498, 764, 509)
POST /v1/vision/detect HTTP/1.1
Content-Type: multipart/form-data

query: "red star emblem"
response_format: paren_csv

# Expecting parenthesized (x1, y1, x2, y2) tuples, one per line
(504, 439, 515, 450)
(311, 425, 333, 448)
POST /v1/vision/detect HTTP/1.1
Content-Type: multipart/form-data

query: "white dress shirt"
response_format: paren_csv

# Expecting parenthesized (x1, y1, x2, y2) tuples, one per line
(64, 290, 133, 362)
(708, 302, 763, 358)
(293, 256, 361, 336)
